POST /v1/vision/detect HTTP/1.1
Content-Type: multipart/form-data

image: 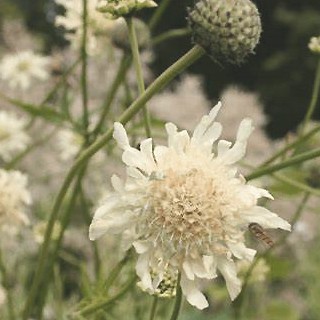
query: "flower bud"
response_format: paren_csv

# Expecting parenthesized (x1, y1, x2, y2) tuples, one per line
(188, 0, 262, 65)
(111, 18, 151, 51)
(97, 0, 157, 19)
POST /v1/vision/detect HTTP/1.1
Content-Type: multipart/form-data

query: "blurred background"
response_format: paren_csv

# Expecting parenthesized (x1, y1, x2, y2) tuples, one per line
(0, 1, 320, 320)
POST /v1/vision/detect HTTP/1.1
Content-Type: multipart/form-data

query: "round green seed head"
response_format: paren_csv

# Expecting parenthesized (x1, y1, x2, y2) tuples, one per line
(188, 0, 262, 65)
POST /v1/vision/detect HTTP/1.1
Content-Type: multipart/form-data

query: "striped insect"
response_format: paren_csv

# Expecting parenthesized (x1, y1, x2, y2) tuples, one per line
(248, 223, 274, 247)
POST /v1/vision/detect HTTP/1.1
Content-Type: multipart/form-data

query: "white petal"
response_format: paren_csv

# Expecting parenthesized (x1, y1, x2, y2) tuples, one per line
(122, 148, 149, 173)
(89, 211, 133, 240)
(228, 242, 256, 261)
(219, 118, 254, 165)
(140, 138, 156, 169)
(203, 255, 218, 278)
(217, 258, 242, 301)
(165, 122, 178, 148)
(113, 122, 130, 150)
(180, 272, 209, 310)
(153, 146, 168, 164)
(133, 240, 151, 254)
(182, 260, 195, 280)
(136, 252, 153, 290)
(243, 206, 291, 231)
(111, 174, 124, 192)
(192, 102, 222, 143)
(217, 140, 232, 157)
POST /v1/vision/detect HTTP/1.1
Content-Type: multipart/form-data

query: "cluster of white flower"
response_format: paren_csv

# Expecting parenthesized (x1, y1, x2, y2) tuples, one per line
(0, 51, 50, 90)
(0, 111, 30, 162)
(89, 103, 290, 309)
(55, 0, 116, 55)
(0, 169, 31, 233)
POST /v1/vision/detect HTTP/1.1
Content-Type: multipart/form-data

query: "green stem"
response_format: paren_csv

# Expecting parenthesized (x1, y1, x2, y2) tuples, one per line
(81, 0, 89, 136)
(149, 0, 171, 30)
(300, 58, 320, 135)
(246, 147, 320, 181)
(0, 249, 15, 320)
(126, 17, 152, 138)
(74, 275, 136, 317)
(22, 45, 204, 320)
(169, 274, 182, 320)
(262, 124, 320, 166)
(152, 28, 191, 46)
(149, 296, 159, 320)
(92, 54, 132, 137)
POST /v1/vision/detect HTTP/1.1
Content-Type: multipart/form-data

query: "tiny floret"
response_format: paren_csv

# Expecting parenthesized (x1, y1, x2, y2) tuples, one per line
(0, 51, 50, 90)
(308, 36, 320, 55)
(89, 103, 290, 309)
(97, 0, 157, 19)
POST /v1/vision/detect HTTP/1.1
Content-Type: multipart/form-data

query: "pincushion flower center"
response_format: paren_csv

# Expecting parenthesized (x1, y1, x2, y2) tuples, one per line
(148, 168, 226, 249)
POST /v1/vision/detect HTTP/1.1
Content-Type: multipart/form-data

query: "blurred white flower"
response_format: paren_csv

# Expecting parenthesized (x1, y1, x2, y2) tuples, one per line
(33, 220, 62, 244)
(0, 285, 6, 308)
(89, 102, 290, 309)
(55, 0, 116, 55)
(0, 111, 30, 162)
(308, 36, 320, 55)
(0, 169, 31, 233)
(0, 51, 50, 90)
(149, 74, 210, 131)
(56, 128, 84, 161)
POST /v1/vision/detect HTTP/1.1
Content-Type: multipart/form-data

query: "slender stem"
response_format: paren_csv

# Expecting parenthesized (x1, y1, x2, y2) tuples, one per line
(0, 249, 15, 320)
(233, 192, 310, 319)
(169, 273, 182, 320)
(22, 45, 205, 320)
(149, 0, 171, 30)
(149, 296, 159, 320)
(81, 0, 89, 136)
(92, 54, 132, 137)
(246, 147, 320, 181)
(262, 124, 320, 166)
(152, 28, 191, 46)
(300, 58, 320, 135)
(126, 17, 152, 138)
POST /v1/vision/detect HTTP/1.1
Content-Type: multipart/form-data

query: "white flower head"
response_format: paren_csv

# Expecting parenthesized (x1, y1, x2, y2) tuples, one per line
(55, 0, 116, 55)
(308, 36, 320, 55)
(0, 111, 30, 161)
(0, 51, 50, 90)
(0, 169, 31, 233)
(89, 103, 290, 309)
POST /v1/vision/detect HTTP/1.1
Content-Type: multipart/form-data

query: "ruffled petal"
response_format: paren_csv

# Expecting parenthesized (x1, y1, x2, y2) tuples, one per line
(227, 242, 256, 261)
(136, 252, 153, 290)
(217, 258, 242, 300)
(89, 210, 133, 240)
(180, 272, 209, 310)
(113, 122, 130, 150)
(243, 206, 291, 231)
(219, 118, 254, 165)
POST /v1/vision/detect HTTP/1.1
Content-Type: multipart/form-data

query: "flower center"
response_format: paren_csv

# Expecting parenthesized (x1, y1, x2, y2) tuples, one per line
(147, 168, 228, 252)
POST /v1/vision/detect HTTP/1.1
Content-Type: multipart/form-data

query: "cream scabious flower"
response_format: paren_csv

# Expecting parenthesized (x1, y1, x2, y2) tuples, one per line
(0, 111, 30, 161)
(0, 51, 50, 90)
(89, 103, 290, 309)
(0, 169, 31, 232)
(55, 0, 116, 55)
(56, 128, 84, 161)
